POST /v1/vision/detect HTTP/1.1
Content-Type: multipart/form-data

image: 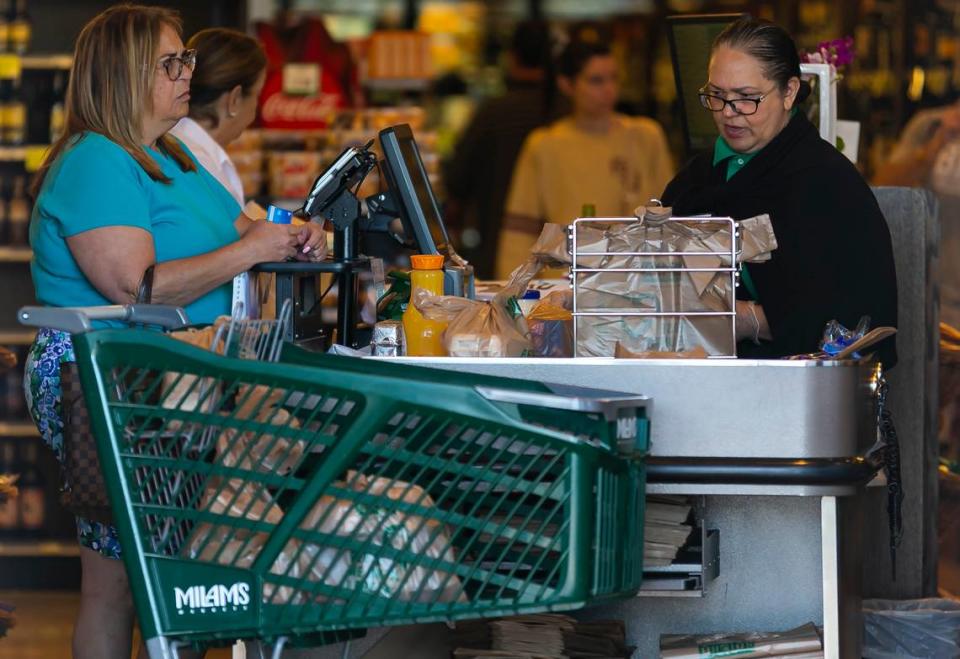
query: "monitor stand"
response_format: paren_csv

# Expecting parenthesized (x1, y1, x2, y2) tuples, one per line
(257, 186, 475, 349)
(367, 190, 475, 298)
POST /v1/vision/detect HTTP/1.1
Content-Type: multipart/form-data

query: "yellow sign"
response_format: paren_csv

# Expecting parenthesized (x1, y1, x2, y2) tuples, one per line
(0, 54, 20, 80)
(24, 145, 50, 173)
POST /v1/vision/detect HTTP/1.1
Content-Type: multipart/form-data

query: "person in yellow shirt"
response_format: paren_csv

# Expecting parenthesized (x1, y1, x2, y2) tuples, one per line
(495, 40, 674, 278)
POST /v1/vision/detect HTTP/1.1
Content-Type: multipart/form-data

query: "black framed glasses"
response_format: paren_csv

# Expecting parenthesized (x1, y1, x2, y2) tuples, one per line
(697, 87, 774, 116)
(157, 49, 196, 81)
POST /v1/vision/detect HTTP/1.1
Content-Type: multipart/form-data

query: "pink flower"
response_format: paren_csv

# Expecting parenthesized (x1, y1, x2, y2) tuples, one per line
(801, 36, 855, 69)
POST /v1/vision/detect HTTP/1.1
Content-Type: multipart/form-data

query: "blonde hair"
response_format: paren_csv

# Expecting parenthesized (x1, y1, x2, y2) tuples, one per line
(31, 4, 195, 197)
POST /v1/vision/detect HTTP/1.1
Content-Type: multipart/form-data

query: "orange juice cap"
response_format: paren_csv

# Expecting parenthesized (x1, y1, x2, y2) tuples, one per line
(410, 254, 445, 269)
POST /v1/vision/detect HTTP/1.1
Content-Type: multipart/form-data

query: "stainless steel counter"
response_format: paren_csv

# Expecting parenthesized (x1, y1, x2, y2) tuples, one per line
(388, 357, 877, 458)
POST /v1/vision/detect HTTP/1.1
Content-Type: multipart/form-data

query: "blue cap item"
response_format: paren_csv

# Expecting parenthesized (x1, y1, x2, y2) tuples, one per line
(266, 205, 293, 224)
(521, 290, 542, 300)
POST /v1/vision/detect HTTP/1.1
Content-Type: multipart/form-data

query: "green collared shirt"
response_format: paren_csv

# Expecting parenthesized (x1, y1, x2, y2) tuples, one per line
(713, 136, 759, 181)
(713, 107, 799, 179)
(713, 136, 760, 300)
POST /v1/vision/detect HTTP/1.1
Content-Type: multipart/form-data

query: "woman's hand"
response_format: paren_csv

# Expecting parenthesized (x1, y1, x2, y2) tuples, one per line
(240, 219, 300, 263)
(294, 221, 328, 262)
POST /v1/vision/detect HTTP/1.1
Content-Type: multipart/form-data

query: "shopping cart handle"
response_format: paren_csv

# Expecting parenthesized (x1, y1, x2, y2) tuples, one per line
(17, 304, 191, 333)
(475, 385, 650, 420)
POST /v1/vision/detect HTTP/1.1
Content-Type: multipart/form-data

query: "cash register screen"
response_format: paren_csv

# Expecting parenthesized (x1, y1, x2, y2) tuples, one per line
(667, 13, 748, 156)
(379, 124, 450, 256)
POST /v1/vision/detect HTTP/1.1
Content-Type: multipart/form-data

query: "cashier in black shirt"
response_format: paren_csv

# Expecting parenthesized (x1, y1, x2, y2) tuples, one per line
(661, 18, 898, 365)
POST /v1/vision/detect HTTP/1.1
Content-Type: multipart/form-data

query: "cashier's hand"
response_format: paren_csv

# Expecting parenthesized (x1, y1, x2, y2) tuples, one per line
(294, 221, 329, 262)
(735, 301, 773, 343)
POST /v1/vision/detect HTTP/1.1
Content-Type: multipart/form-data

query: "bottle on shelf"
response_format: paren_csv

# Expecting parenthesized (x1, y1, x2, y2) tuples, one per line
(8, 0, 29, 56)
(0, 1, 10, 56)
(0, 176, 8, 246)
(5, 346, 23, 418)
(0, 53, 19, 146)
(17, 440, 43, 535)
(7, 175, 28, 246)
(0, 348, 7, 417)
(0, 440, 18, 537)
(2, 74, 25, 146)
(49, 70, 66, 144)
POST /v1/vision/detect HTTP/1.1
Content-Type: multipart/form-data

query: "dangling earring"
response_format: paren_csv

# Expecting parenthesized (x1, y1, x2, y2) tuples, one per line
(227, 111, 238, 118)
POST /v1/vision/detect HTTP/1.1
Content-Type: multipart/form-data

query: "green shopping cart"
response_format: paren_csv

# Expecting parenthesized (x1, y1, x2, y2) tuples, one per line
(18, 304, 650, 659)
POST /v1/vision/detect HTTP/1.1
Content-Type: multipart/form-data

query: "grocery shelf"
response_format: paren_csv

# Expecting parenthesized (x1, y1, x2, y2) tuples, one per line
(0, 147, 26, 162)
(362, 77, 430, 92)
(21, 54, 72, 70)
(0, 540, 80, 557)
(0, 423, 38, 438)
(0, 330, 35, 345)
(0, 145, 50, 172)
(0, 246, 31, 263)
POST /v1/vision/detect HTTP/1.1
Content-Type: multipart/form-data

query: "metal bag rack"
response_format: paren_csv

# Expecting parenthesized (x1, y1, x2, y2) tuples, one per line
(568, 216, 741, 357)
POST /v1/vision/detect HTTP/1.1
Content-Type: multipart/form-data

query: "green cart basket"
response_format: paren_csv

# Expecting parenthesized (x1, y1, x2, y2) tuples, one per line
(18, 305, 650, 659)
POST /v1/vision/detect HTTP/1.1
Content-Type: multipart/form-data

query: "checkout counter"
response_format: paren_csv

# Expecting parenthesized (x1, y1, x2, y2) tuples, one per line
(272, 120, 937, 657)
(400, 357, 876, 657)
(393, 187, 933, 659)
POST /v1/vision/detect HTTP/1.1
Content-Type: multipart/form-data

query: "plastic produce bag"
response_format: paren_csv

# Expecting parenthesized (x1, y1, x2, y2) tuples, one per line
(863, 598, 960, 659)
(413, 287, 532, 357)
(527, 301, 573, 358)
(412, 226, 585, 357)
(820, 316, 871, 356)
(296, 471, 465, 603)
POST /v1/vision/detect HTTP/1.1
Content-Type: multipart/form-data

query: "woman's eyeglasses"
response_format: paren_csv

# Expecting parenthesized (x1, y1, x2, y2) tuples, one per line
(697, 88, 773, 116)
(157, 49, 197, 81)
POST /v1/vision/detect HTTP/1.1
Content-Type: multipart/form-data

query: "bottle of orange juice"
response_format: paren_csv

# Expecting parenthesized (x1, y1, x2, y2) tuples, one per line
(402, 254, 448, 356)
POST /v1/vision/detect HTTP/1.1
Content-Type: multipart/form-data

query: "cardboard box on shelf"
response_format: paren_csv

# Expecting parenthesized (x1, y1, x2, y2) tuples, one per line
(268, 151, 323, 199)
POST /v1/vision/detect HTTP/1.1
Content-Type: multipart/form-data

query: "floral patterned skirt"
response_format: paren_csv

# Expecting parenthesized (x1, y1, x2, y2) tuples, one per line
(24, 328, 122, 559)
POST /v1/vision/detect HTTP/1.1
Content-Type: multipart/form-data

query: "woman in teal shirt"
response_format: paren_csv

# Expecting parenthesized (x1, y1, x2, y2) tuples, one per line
(23, 6, 326, 658)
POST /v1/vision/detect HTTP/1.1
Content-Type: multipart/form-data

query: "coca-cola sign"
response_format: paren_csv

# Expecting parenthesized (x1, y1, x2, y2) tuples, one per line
(261, 92, 339, 124)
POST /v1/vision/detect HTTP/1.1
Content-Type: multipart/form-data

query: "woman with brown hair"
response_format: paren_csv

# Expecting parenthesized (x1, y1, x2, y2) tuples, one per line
(661, 18, 897, 362)
(171, 27, 267, 205)
(24, 6, 325, 657)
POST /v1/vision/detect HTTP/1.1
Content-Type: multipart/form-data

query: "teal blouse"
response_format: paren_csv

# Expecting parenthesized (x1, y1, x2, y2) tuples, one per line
(30, 132, 241, 324)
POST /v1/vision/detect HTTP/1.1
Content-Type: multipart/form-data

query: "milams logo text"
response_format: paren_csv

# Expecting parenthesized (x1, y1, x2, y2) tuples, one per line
(174, 582, 251, 615)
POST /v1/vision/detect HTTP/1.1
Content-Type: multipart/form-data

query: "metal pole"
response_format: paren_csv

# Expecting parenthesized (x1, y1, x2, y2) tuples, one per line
(403, 0, 418, 29)
(335, 224, 358, 347)
(528, 0, 543, 20)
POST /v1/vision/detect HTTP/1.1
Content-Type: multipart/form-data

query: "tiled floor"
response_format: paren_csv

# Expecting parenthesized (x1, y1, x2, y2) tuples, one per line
(0, 591, 76, 659)
(0, 590, 452, 658)
(0, 591, 232, 659)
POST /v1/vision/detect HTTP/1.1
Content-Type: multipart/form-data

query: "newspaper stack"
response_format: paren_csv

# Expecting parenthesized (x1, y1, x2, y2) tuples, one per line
(452, 614, 633, 658)
(645, 496, 693, 568)
(660, 623, 824, 658)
